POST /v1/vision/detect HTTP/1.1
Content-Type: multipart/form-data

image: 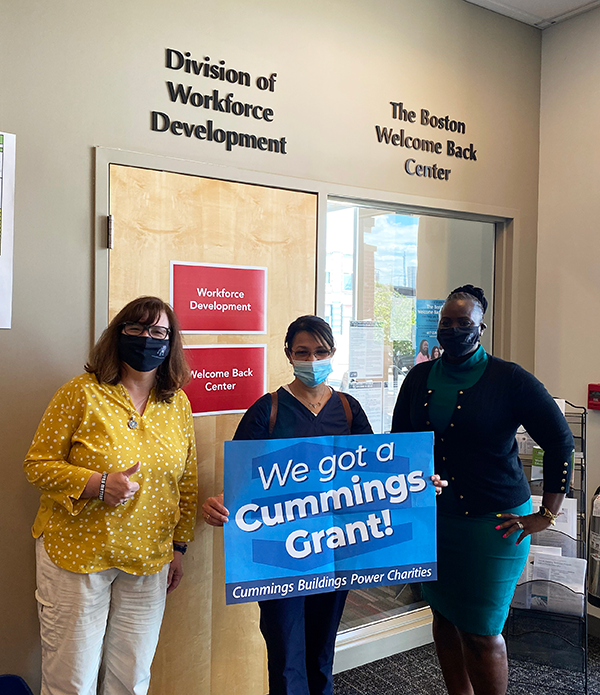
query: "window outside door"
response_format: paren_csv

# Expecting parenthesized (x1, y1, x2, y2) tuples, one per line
(322, 198, 495, 634)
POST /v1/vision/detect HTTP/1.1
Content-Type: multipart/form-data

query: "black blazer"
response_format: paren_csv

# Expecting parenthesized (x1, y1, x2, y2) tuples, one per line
(391, 355, 574, 515)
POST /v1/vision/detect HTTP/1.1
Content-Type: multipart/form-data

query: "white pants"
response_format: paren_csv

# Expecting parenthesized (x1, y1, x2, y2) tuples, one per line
(35, 537, 168, 695)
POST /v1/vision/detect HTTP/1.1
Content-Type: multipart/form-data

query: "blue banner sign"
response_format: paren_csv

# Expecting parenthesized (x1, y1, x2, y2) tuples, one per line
(223, 432, 436, 604)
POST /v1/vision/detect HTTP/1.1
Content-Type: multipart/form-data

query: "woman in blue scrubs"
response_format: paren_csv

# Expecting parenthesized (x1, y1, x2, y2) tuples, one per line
(205, 314, 445, 695)
(203, 315, 373, 695)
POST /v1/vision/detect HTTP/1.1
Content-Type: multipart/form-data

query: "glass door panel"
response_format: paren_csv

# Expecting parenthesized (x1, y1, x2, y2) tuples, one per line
(323, 198, 495, 633)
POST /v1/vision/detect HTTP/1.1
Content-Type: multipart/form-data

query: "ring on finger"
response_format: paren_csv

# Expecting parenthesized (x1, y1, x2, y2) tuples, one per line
(516, 521, 524, 530)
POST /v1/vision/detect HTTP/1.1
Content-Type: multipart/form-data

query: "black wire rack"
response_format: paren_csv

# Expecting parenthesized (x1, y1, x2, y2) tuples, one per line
(505, 401, 588, 695)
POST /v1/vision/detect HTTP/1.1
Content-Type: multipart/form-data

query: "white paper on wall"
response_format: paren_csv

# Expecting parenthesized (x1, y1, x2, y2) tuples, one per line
(0, 131, 16, 329)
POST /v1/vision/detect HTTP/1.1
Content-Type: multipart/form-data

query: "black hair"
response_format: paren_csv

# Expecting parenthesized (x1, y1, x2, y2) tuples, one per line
(419, 339, 429, 355)
(284, 315, 335, 352)
(446, 284, 488, 316)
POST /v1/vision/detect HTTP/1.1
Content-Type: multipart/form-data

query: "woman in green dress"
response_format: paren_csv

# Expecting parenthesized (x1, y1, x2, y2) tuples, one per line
(392, 285, 574, 695)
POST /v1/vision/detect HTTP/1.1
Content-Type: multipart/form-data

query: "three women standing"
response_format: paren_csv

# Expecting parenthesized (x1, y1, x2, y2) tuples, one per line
(25, 289, 572, 695)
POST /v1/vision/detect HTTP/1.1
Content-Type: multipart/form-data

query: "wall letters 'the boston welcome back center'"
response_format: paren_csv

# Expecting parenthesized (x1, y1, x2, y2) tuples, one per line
(375, 101, 480, 182)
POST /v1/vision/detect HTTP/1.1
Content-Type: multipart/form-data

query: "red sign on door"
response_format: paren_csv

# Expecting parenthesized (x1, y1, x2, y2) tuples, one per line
(171, 262, 267, 333)
(183, 344, 267, 416)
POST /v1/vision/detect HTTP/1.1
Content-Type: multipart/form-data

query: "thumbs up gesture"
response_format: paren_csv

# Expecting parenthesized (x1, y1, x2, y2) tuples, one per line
(103, 462, 141, 507)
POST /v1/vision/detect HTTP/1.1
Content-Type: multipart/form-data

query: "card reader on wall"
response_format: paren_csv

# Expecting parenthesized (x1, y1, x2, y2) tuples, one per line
(588, 384, 600, 410)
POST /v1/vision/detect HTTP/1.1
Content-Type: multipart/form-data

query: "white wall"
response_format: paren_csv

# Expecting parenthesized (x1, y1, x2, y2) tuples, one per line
(538, 6, 600, 616)
(0, 0, 542, 686)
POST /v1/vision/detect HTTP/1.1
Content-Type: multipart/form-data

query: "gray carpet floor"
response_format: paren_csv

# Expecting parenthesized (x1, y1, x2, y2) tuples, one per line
(333, 635, 600, 695)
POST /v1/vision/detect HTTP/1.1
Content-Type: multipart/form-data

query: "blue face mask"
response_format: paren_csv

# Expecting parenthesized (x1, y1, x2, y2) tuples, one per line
(292, 358, 333, 387)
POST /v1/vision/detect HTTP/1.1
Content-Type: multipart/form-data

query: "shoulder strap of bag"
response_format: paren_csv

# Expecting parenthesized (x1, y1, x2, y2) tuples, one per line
(338, 391, 353, 430)
(268, 391, 279, 435)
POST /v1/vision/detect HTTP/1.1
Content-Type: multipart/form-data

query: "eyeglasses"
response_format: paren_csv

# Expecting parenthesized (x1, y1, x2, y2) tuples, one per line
(291, 348, 332, 361)
(121, 322, 171, 340)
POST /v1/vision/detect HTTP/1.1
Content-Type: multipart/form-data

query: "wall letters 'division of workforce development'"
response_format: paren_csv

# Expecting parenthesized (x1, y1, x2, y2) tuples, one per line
(150, 47, 479, 183)
(223, 432, 436, 604)
(151, 48, 287, 156)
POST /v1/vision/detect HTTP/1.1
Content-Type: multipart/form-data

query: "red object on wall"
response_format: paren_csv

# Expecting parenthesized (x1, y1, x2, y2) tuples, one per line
(588, 384, 600, 411)
(183, 345, 267, 416)
(171, 262, 267, 333)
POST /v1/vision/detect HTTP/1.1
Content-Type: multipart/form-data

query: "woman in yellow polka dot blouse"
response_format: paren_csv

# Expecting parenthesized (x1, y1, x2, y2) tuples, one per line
(24, 296, 198, 695)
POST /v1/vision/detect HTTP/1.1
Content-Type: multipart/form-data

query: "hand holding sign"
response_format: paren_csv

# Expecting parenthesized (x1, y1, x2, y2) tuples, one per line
(203, 492, 229, 526)
(432, 474, 447, 495)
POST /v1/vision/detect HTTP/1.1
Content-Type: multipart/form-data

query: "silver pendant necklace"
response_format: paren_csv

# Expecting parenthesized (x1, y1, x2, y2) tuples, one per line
(292, 385, 329, 410)
(126, 391, 149, 430)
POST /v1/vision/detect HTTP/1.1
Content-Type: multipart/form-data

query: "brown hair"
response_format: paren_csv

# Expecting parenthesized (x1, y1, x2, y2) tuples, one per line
(85, 296, 190, 402)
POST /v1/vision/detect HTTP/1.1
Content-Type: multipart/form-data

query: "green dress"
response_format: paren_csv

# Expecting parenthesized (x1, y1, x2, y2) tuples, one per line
(422, 346, 531, 635)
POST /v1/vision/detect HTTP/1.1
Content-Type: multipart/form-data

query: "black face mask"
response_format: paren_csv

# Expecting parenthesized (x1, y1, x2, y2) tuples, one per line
(437, 326, 481, 358)
(118, 334, 170, 372)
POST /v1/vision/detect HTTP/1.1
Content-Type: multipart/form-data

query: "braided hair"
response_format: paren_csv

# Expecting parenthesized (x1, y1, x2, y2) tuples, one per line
(446, 284, 488, 316)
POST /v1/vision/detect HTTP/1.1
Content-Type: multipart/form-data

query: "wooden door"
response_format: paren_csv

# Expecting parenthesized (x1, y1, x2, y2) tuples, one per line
(108, 164, 317, 695)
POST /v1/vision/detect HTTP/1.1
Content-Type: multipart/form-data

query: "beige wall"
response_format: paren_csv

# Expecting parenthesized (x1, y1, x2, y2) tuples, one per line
(537, 6, 600, 614)
(0, 0, 542, 688)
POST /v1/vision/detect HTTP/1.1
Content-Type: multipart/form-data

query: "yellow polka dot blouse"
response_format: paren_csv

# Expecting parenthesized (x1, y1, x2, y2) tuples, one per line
(24, 373, 198, 575)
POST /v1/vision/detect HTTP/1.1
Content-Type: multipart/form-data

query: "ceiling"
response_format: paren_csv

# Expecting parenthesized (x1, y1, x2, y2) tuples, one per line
(463, 0, 600, 27)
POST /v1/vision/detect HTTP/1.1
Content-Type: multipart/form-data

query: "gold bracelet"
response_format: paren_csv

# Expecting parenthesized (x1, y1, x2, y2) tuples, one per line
(538, 505, 558, 526)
